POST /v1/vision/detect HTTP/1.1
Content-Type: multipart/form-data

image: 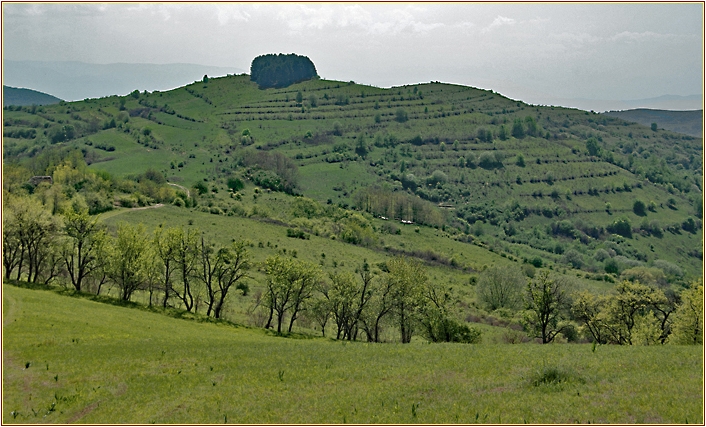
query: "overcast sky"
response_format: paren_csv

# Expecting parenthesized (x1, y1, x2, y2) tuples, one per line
(3, 3, 703, 108)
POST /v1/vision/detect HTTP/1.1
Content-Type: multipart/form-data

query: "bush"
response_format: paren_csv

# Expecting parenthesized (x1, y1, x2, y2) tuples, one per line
(633, 200, 647, 216)
(607, 217, 632, 238)
(395, 108, 408, 123)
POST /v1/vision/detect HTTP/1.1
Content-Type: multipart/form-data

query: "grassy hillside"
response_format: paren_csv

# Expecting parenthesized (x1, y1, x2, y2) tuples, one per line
(602, 109, 703, 138)
(3, 282, 702, 424)
(4, 73, 700, 281)
(3, 86, 62, 107)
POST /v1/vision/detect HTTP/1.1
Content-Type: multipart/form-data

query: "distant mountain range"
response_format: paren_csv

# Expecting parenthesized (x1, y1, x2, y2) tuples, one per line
(3, 60, 242, 101)
(602, 109, 703, 138)
(529, 94, 703, 113)
(3, 85, 62, 107)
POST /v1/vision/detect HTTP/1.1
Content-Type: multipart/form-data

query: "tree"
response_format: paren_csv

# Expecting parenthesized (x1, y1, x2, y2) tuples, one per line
(651, 122, 658, 132)
(670, 282, 703, 345)
(511, 118, 525, 139)
(153, 225, 182, 308)
(295, 91, 303, 104)
(264, 256, 321, 333)
(571, 291, 609, 344)
(212, 240, 251, 319)
(586, 137, 600, 156)
(601, 280, 666, 345)
(419, 278, 480, 343)
(61, 209, 107, 292)
(515, 154, 525, 167)
(524, 116, 538, 137)
(106, 223, 150, 301)
(633, 199, 647, 216)
(477, 265, 525, 311)
(172, 227, 200, 311)
(523, 271, 571, 343)
(395, 108, 408, 123)
(3, 196, 59, 283)
(387, 257, 427, 343)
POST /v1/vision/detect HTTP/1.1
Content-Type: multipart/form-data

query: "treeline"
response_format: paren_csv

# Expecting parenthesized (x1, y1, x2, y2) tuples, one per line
(3, 148, 185, 215)
(250, 53, 318, 89)
(352, 185, 446, 227)
(2, 194, 478, 343)
(475, 265, 703, 345)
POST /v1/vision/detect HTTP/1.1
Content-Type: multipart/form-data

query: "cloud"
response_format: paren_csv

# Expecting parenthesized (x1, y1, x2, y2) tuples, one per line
(215, 5, 251, 26)
(481, 15, 515, 33)
(276, 4, 444, 35)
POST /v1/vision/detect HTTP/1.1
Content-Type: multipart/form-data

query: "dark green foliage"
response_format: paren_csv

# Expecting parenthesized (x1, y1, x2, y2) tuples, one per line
(395, 108, 408, 123)
(250, 53, 318, 89)
(633, 199, 647, 216)
(242, 150, 299, 194)
(194, 181, 208, 195)
(607, 217, 632, 238)
(604, 258, 620, 274)
(227, 177, 244, 192)
(586, 137, 600, 156)
(511, 118, 525, 139)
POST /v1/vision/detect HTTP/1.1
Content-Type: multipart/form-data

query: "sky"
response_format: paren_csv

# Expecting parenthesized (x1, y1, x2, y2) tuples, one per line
(2, 3, 703, 110)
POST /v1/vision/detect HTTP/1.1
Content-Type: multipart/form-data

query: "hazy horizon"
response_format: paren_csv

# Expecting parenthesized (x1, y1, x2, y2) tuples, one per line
(2, 3, 703, 110)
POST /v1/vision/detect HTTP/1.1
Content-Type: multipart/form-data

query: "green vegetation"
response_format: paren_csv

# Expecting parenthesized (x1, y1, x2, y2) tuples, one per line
(250, 53, 318, 89)
(3, 283, 702, 424)
(2, 61, 703, 423)
(3, 85, 62, 107)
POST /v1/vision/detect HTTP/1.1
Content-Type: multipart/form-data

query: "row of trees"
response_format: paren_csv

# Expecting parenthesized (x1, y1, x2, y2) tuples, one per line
(3, 196, 250, 319)
(476, 265, 702, 345)
(261, 256, 480, 343)
(3, 191, 476, 343)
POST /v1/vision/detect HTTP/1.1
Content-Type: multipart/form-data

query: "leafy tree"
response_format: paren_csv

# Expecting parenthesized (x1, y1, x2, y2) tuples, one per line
(511, 118, 525, 139)
(227, 177, 244, 192)
(515, 154, 525, 167)
(633, 199, 647, 216)
(387, 257, 427, 343)
(106, 222, 151, 301)
(498, 125, 508, 140)
(264, 256, 321, 333)
(172, 227, 200, 311)
(200, 237, 252, 318)
(670, 282, 703, 344)
(586, 137, 601, 156)
(61, 208, 107, 292)
(651, 122, 658, 132)
(477, 265, 524, 311)
(3, 195, 59, 283)
(395, 108, 408, 123)
(607, 217, 632, 238)
(295, 91, 303, 104)
(601, 280, 667, 345)
(524, 116, 538, 137)
(572, 291, 609, 344)
(523, 271, 571, 343)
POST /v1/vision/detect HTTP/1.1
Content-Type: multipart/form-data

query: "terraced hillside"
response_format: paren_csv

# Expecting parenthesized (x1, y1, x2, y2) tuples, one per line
(3, 74, 702, 279)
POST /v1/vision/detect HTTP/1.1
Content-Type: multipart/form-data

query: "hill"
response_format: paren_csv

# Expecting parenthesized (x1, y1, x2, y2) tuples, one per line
(602, 109, 703, 138)
(3, 282, 702, 423)
(2, 85, 62, 107)
(3, 74, 701, 279)
(2, 60, 240, 101)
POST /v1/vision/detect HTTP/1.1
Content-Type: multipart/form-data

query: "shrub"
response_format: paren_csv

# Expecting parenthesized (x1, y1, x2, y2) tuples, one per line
(633, 200, 647, 216)
(607, 217, 632, 238)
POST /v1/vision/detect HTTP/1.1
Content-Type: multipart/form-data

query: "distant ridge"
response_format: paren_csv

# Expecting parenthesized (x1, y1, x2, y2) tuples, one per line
(602, 108, 703, 138)
(3, 85, 62, 107)
(3, 60, 242, 101)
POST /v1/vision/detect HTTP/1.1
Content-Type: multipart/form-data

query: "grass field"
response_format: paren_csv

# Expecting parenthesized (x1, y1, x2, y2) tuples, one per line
(3, 283, 703, 424)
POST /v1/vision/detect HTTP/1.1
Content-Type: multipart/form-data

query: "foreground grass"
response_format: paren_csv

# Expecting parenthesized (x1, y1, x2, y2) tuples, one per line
(3, 283, 703, 424)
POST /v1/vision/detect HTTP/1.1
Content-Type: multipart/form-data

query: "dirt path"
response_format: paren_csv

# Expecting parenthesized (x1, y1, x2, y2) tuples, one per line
(167, 182, 190, 198)
(98, 203, 165, 221)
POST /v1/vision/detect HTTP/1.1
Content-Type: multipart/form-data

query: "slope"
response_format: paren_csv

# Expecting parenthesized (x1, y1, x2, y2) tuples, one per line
(2, 74, 702, 279)
(3, 86, 62, 107)
(3, 282, 702, 424)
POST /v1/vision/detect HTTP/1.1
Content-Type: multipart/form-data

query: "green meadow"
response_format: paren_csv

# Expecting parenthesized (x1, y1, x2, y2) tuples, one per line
(3, 283, 702, 424)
